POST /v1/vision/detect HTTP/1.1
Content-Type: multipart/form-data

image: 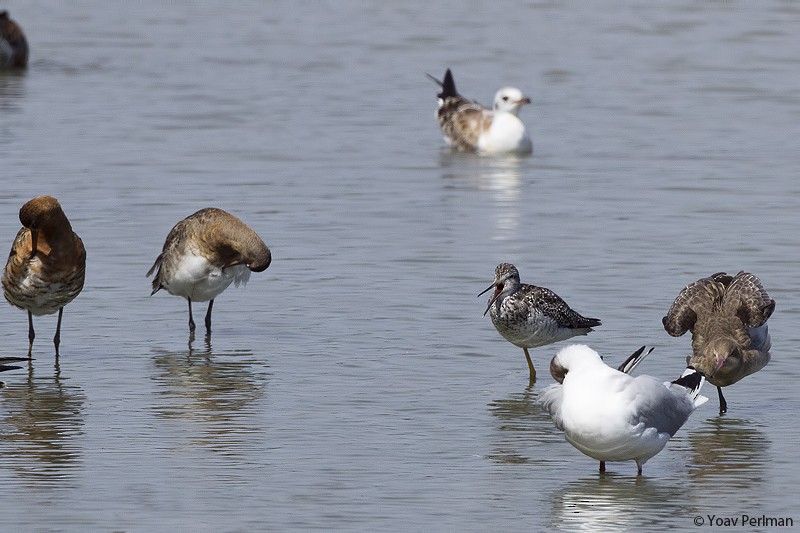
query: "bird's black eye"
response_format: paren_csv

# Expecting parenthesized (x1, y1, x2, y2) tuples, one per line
(502, 96, 509, 101)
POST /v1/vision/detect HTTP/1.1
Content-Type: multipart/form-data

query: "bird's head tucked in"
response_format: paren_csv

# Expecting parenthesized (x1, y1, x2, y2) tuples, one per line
(18, 196, 72, 256)
(247, 246, 272, 273)
(19, 195, 67, 230)
(547, 344, 604, 384)
(550, 355, 568, 384)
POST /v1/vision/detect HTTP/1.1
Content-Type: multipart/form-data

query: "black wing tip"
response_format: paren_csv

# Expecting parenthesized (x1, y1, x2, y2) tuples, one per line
(584, 317, 602, 328)
(616, 346, 654, 373)
(616, 346, 644, 372)
(672, 368, 704, 391)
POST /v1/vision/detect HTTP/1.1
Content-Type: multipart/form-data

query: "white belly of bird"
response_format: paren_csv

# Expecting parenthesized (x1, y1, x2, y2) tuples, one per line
(492, 311, 577, 349)
(478, 113, 531, 153)
(164, 253, 250, 302)
(560, 379, 669, 463)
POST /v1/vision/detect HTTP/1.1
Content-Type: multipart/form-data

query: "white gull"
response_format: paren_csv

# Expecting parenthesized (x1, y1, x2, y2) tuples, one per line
(539, 344, 708, 475)
(426, 68, 532, 154)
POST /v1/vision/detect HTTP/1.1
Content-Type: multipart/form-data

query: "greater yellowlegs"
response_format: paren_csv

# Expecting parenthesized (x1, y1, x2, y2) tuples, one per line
(479, 263, 601, 382)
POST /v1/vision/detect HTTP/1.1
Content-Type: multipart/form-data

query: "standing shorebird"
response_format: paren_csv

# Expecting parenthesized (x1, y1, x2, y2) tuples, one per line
(0, 11, 29, 69)
(539, 344, 707, 476)
(662, 271, 775, 414)
(426, 68, 533, 154)
(147, 208, 271, 338)
(479, 263, 601, 382)
(2, 195, 86, 358)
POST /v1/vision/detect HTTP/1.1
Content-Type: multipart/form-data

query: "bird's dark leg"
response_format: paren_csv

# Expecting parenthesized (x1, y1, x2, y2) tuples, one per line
(523, 347, 536, 383)
(204, 299, 214, 335)
(599, 461, 606, 473)
(187, 298, 196, 333)
(53, 307, 63, 358)
(636, 461, 643, 476)
(27, 311, 35, 358)
(717, 386, 727, 414)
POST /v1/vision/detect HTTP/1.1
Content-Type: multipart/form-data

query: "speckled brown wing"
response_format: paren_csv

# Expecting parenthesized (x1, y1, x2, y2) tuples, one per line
(434, 95, 473, 127)
(722, 271, 775, 328)
(439, 102, 490, 152)
(662, 275, 727, 337)
(522, 285, 601, 329)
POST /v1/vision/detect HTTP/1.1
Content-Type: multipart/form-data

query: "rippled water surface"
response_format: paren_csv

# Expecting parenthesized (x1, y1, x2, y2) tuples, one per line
(2, 2, 800, 531)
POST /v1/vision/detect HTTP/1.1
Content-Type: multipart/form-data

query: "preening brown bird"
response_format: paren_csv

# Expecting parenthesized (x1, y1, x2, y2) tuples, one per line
(662, 271, 775, 414)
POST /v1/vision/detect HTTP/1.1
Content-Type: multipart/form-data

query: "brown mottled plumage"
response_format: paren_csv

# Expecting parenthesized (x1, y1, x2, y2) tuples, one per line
(0, 11, 29, 69)
(147, 208, 271, 337)
(663, 271, 775, 413)
(2, 196, 86, 357)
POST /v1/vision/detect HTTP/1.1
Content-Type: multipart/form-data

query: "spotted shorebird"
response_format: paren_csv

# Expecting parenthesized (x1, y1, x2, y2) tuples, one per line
(426, 68, 532, 154)
(539, 344, 707, 476)
(663, 271, 775, 414)
(479, 263, 601, 382)
(0, 11, 28, 69)
(2, 196, 86, 358)
(147, 207, 271, 337)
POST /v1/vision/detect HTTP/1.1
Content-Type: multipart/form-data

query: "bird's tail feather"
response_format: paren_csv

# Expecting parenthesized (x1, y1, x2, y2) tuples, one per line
(425, 68, 459, 100)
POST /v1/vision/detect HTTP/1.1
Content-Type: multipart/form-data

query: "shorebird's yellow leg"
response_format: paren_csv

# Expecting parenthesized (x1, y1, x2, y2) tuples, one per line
(523, 347, 536, 383)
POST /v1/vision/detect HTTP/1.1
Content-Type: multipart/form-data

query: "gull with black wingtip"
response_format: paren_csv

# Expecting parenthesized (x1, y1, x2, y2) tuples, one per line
(539, 344, 708, 476)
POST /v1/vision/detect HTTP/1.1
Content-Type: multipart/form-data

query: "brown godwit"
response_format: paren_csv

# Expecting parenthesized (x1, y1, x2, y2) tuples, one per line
(147, 208, 271, 337)
(2, 195, 86, 358)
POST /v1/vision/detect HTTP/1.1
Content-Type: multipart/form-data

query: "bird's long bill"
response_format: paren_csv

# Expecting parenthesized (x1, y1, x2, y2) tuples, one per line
(30, 229, 39, 257)
(480, 283, 502, 316)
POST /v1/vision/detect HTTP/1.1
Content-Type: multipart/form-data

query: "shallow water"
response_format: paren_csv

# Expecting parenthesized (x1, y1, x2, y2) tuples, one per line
(2, 1, 800, 531)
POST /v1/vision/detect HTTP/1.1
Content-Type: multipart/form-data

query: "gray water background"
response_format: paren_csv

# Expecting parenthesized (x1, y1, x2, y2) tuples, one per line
(1, 2, 799, 531)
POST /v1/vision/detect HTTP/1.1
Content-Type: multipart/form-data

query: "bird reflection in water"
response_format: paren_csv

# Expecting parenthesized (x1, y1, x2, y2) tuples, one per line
(150, 343, 269, 454)
(438, 152, 523, 240)
(685, 416, 769, 488)
(0, 360, 85, 483)
(486, 384, 562, 465)
(548, 474, 689, 531)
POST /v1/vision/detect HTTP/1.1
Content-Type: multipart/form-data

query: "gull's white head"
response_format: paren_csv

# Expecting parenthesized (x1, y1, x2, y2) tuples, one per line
(493, 87, 531, 115)
(549, 344, 604, 383)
